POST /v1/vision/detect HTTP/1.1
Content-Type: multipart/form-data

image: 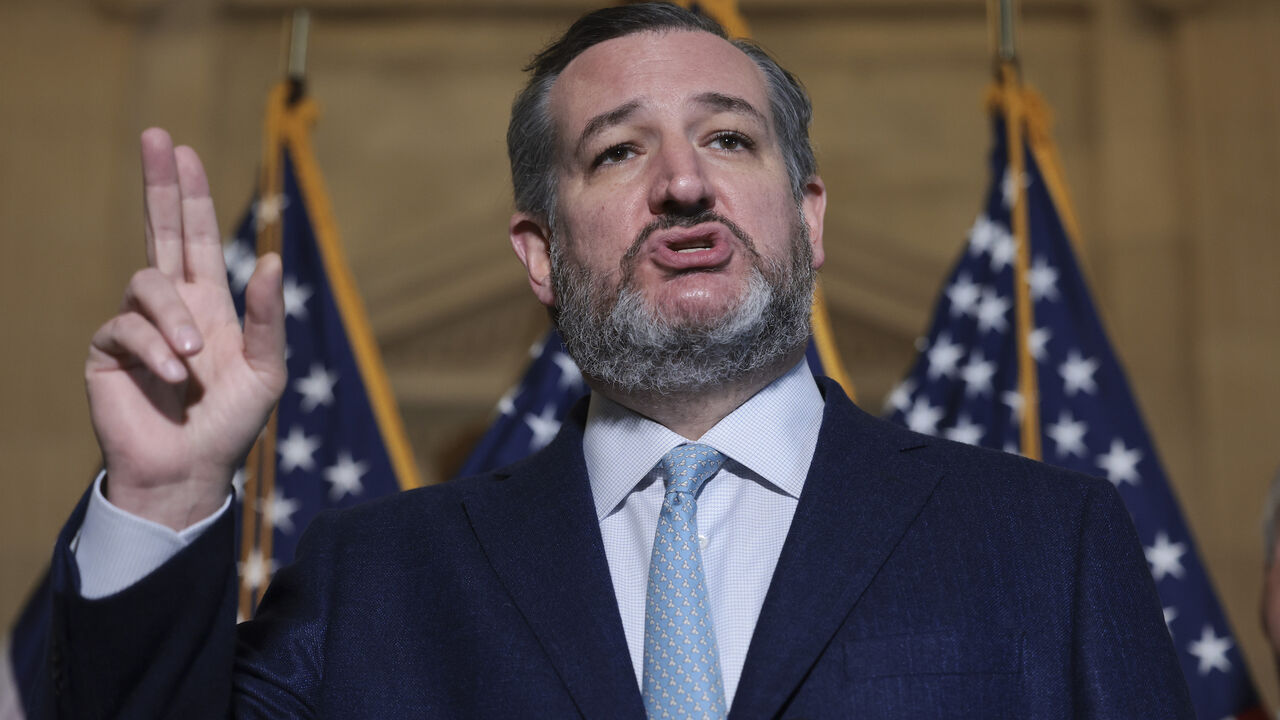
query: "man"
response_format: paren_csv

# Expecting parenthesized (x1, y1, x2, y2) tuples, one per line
(48, 3, 1192, 718)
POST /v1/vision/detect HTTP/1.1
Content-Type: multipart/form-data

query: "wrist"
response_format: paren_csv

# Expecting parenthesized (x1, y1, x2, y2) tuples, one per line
(103, 469, 233, 532)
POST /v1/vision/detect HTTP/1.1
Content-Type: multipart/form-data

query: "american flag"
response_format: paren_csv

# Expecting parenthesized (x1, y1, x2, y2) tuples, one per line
(882, 81, 1263, 719)
(224, 85, 420, 616)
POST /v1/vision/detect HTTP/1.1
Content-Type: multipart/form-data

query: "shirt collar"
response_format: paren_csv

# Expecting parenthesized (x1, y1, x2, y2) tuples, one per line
(583, 359, 825, 521)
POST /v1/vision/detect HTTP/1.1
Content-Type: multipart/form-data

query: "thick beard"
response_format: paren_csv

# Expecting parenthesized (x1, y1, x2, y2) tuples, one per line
(550, 208, 816, 396)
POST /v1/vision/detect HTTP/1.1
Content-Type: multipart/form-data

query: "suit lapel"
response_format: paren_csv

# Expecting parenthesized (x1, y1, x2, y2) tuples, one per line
(461, 405, 645, 720)
(730, 379, 941, 720)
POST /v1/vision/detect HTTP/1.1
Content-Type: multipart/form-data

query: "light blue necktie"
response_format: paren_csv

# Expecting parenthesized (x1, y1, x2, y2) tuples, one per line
(642, 443, 728, 720)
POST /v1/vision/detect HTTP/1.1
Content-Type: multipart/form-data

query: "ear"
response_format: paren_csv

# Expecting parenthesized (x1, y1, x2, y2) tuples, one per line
(800, 175, 827, 270)
(509, 212, 557, 307)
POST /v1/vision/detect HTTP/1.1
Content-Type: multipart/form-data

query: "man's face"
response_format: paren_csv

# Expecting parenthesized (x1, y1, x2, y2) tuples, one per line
(543, 29, 823, 324)
(509, 29, 826, 392)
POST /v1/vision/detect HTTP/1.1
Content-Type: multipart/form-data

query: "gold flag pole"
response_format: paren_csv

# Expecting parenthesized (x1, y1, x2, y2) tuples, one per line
(238, 9, 312, 618)
(987, 0, 1042, 460)
(288, 9, 310, 104)
(990, 0, 1018, 63)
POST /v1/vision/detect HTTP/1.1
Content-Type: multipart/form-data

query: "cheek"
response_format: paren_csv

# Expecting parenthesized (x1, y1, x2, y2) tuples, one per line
(565, 199, 645, 266)
(726, 185, 796, 247)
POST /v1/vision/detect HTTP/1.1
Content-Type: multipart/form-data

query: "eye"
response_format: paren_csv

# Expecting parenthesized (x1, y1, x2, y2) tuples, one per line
(709, 132, 754, 152)
(593, 144, 637, 168)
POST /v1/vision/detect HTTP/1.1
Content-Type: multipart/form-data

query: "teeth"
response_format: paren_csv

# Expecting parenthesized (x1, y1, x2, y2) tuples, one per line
(676, 247, 709, 253)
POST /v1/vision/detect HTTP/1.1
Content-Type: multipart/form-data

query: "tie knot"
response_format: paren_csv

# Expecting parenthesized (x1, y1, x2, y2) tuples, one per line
(658, 443, 726, 496)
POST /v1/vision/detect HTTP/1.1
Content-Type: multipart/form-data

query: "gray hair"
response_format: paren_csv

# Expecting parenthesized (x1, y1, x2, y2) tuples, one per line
(506, 2, 817, 226)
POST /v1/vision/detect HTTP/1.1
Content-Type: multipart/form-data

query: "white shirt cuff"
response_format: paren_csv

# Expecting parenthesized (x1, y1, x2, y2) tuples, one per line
(73, 471, 232, 599)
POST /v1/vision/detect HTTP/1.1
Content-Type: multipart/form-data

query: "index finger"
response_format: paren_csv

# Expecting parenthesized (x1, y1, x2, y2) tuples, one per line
(140, 128, 185, 278)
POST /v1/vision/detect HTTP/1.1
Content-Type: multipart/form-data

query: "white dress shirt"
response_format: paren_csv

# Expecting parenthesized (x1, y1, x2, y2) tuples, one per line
(584, 359, 824, 705)
(74, 359, 825, 706)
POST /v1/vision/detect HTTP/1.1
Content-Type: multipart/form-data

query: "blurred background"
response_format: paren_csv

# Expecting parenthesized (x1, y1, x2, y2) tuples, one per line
(2, 0, 1277, 707)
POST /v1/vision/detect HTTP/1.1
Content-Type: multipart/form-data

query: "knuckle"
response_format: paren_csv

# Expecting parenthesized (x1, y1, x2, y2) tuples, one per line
(112, 312, 150, 342)
(102, 314, 126, 338)
(129, 267, 159, 289)
(127, 267, 173, 298)
(90, 320, 113, 347)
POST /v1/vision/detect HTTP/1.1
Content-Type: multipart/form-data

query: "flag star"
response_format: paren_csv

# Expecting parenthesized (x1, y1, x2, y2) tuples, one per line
(1028, 327, 1051, 362)
(231, 468, 246, 498)
(926, 332, 965, 380)
(552, 352, 584, 390)
(1002, 390, 1024, 423)
(989, 232, 1017, 272)
(1096, 438, 1143, 486)
(1002, 440, 1021, 456)
(944, 415, 985, 446)
(1163, 606, 1178, 636)
(961, 350, 996, 397)
(223, 240, 257, 292)
(294, 364, 338, 412)
(1028, 256, 1060, 302)
(325, 451, 368, 501)
(253, 193, 289, 230)
(885, 379, 916, 414)
(1001, 167, 1029, 208)
(968, 215, 1002, 256)
(1187, 625, 1233, 676)
(946, 273, 982, 317)
(497, 386, 518, 416)
(1059, 350, 1100, 396)
(1045, 410, 1088, 458)
(528, 335, 547, 359)
(904, 396, 944, 436)
(261, 487, 301, 534)
(238, 550, 277, 591)
(976, 289, 1011, 334)
(277, 426, 320, 473)
(525, 405, 562, 451)
(282, 277, 313, 320)
(1145, 531, 1187, 581)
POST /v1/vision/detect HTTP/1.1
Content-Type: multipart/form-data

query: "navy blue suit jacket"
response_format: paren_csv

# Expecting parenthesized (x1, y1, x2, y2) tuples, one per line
(47, 378, 1193, 718)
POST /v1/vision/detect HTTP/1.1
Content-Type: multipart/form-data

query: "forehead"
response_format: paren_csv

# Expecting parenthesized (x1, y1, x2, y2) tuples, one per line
(549, 30, 770, 139)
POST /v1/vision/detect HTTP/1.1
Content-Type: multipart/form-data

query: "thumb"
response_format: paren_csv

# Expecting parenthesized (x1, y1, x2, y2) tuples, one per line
(243, 252, 287, 389)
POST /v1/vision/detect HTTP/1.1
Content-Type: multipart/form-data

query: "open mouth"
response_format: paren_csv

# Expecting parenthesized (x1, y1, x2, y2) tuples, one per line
(646, 224, 735, 273)
(667, 233, 717, 253)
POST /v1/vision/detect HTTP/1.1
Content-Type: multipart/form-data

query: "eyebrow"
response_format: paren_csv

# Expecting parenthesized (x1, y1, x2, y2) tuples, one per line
(572, 92, 769, 159)
(692, 92, 768, 127)
(575, 100, 643, 159)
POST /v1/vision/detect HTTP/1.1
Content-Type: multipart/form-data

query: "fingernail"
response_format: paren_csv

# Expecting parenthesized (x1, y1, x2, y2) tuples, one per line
(162, 359, 187, 382)
(174, 325, 202, 353)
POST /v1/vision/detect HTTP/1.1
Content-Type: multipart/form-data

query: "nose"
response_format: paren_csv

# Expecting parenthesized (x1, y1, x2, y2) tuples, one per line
(647, 141, 714, 217)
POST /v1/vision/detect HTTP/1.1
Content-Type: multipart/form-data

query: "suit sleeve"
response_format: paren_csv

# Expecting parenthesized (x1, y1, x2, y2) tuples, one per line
(49, 487, 239, 720)
(47, 487, 336, 719)
(1070, 481, 1195, 718)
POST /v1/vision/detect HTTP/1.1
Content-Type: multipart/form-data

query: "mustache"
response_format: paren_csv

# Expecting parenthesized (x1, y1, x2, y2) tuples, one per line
(619, 211, 761, 273)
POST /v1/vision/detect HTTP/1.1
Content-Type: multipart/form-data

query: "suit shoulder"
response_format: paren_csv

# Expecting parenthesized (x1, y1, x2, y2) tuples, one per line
(303, 470, 495, 544)
(844, 401, 1116, 505)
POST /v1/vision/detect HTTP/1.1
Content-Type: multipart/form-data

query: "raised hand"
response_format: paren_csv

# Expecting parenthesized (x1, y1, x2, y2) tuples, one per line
(86, 129, 287, 531)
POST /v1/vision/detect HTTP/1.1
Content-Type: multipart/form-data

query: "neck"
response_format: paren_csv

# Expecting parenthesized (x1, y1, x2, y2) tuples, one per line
(587, 346, 807, 440)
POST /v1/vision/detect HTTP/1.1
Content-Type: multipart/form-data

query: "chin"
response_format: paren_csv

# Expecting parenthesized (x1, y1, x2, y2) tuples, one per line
(648, 280, 749, 327)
